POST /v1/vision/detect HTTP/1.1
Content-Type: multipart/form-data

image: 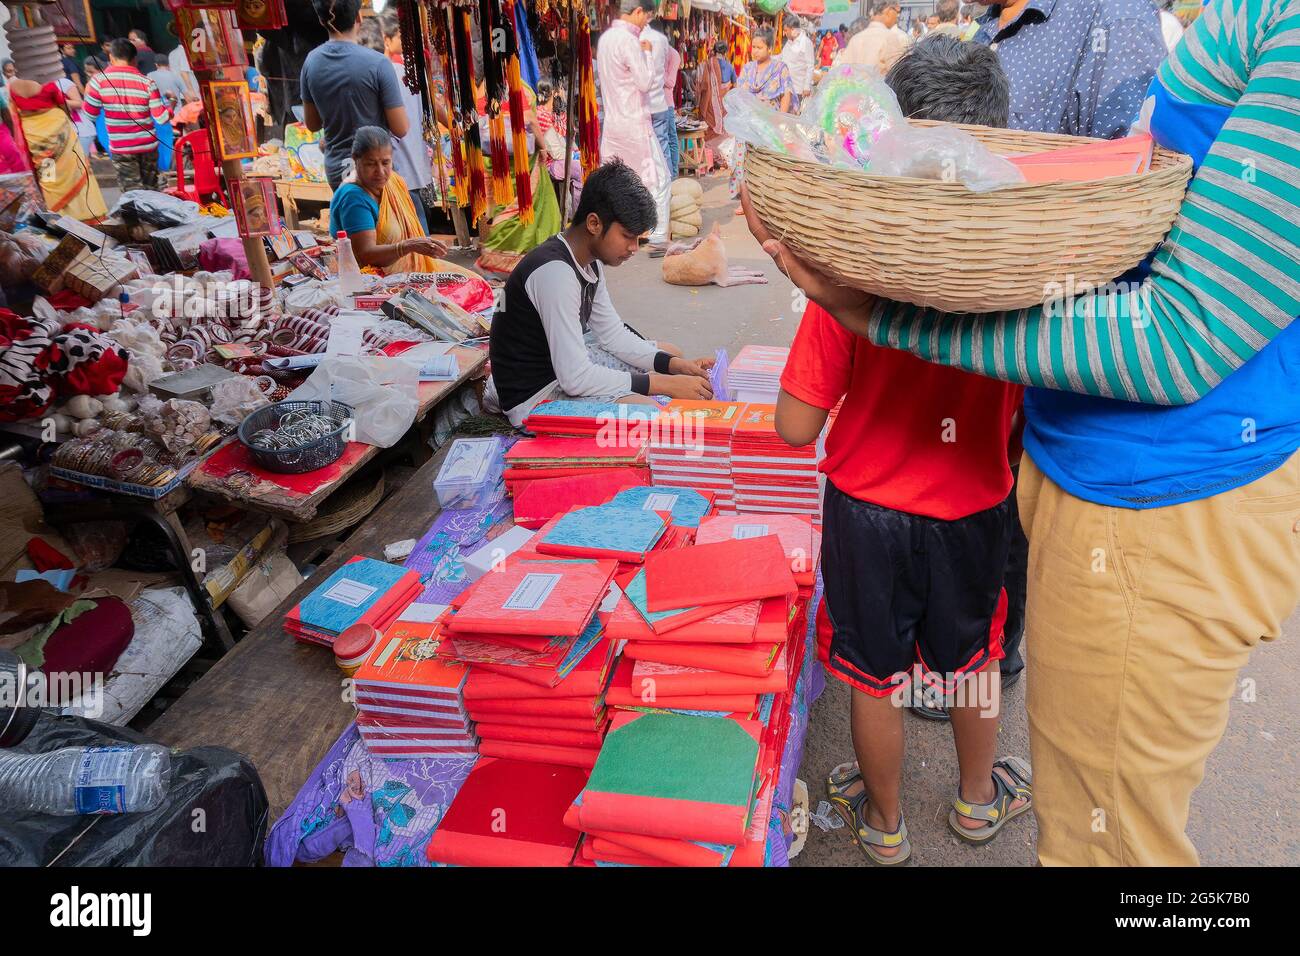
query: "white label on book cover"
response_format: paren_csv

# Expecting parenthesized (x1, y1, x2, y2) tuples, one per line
(324, 578, 377, 607)
(503, 572, 562, 611)
(733, 523, 771, 539)
(643, 492, 679, 512)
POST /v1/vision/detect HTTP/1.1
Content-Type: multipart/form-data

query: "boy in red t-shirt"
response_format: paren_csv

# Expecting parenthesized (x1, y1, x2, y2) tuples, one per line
(776, 36, 1033, 864)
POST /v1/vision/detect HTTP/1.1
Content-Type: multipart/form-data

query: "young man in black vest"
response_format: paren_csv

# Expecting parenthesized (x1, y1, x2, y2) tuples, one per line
(486, 160, 714, 427)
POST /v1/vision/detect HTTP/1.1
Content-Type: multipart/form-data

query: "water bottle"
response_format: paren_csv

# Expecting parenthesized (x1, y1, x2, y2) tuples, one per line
(335, 231, 366, 295)
(0, 744, 172, 815)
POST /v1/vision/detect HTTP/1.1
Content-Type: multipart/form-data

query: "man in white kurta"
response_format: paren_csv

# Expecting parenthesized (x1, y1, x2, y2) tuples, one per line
(596, 0, 671, 246)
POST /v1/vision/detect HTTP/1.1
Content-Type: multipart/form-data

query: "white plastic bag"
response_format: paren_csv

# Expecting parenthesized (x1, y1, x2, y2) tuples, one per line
(868, 123, 1025, 192)
(287, 355, 420, 448)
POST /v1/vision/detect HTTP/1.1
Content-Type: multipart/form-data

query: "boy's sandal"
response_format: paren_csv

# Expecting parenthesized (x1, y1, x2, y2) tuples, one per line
(948, 756, 1033, 846)
(826, 762, 911, 866)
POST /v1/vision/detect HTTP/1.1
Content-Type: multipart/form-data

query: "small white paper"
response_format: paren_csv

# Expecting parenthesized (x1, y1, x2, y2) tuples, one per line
(503, 572, 562, 611)
(325, 314, 372, 357)
(732, 523, 771, 539)
(323, 578, 377, 607)
(642, 492, 679, 512)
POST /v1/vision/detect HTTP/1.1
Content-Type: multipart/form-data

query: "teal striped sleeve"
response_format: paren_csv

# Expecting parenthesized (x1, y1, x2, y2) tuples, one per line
(864, 0, 1300, 407)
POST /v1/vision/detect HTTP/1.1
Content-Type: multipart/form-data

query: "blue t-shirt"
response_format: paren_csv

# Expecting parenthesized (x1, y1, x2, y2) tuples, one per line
(1022, 78, 1300, 509)
(328, 183, 379, 239)
(717, 56, 736, 85)
(300, 40, 403, 188)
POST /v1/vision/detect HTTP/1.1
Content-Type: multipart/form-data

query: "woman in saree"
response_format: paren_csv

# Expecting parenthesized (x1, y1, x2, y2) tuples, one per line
(6, 75, 107, 220)
(328, 127, 448, 275)
(737, 28, 795, 113)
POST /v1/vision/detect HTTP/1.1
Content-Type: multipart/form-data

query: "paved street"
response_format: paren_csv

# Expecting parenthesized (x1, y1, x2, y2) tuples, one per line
(601, 173, 1300, 867)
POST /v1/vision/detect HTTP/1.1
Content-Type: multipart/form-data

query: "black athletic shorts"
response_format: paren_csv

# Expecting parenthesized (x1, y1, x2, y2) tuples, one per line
(820, 480, 1011, 699)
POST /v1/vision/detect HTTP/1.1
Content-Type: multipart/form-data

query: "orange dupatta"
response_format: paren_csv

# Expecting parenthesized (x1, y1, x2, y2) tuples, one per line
(374, 171, 440, 275)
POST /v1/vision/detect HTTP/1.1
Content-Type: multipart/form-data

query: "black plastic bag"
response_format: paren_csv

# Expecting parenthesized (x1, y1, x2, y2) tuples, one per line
(0, 712, 268, 867)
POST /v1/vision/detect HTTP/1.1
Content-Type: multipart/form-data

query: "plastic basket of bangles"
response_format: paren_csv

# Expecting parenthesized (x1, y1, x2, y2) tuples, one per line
(237, 399, 355, 474)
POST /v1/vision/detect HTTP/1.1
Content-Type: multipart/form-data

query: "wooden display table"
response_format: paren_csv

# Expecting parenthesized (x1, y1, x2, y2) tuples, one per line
(150, 440, 458, 818)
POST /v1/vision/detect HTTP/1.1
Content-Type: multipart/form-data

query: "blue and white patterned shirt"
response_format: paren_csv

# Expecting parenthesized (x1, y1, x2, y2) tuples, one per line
(974, 0, 1167, 138)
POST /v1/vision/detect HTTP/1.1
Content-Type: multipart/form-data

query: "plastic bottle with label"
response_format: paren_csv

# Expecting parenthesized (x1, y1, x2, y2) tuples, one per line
(335, 230, 366, 295)
(0, 744, 172, 815)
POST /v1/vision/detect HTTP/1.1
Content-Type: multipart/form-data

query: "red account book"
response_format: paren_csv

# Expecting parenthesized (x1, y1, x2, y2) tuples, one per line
(642, 536, 797, 612)
(426, 758, 588, 866)
(449, 559, 616, 636)
(463, 638, 618, 700)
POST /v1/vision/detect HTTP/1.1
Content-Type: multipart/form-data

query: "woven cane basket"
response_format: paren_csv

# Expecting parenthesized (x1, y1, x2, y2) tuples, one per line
(744, 122, 1193, 313)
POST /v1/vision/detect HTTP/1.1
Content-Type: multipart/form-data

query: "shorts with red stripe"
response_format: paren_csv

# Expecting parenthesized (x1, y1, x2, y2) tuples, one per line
(820, 480, 1010, 698)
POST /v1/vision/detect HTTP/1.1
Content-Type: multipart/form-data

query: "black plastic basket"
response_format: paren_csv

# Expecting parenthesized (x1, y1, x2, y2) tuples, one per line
(237, 399, 354, 474)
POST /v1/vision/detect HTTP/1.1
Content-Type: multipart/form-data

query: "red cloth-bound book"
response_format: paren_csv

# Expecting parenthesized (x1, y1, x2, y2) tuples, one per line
(448, 559, 616, 636)
(479, 738, 600, 769)
(642, 535, 797, 612)
(624, 641, 780, 678)
(475, 723, 605, 749)
(426, 758, 587, 866)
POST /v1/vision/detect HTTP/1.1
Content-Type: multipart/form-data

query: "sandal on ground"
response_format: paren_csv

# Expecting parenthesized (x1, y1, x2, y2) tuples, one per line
(826, 761, 911, 866)
(948, 756, 1033, 846)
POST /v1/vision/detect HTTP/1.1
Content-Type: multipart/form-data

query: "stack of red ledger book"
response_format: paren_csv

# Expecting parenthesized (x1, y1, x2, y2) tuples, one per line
(350, 603, 477, 758)
(570, 596, 810, 867)
(729, 404, 823, 522)
(434, 557, 620, 768)
(647, 400, 747, 514)
(521, 399, 662, 437)
(503, 435, 649, 499)
(601, 534, 801, 715)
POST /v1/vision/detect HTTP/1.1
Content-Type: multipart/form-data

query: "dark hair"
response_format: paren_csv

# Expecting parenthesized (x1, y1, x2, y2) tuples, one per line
(83, 54, 105, 72)
(871, 0, 900, 15)
(129, 29, 148, 44)
(847, 17, 870, 36)
(785, 15, 802, 30)
(572, 159, 657, 236)
(619, 0, 656, 13)
(378, 10, 401, 40)
(313, 0, 362, 33)
(109, 38, 137, 63)
(713, 40, 729, 55)
(358, 17, 383, 52)
(936, 0, 960, 23)
(351, 125, 393, 159)
(885, 34, 1009, 127)
(752, 27, 775, 48)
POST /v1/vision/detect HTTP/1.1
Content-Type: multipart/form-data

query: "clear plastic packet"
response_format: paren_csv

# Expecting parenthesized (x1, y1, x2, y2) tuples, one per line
(722, 89, 854, 168)
(867, 123, 1026, 192)
(799, 64, 904, 169)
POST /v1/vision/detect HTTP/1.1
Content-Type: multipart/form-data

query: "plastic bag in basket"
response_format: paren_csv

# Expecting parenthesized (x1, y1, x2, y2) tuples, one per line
(868, 123, 1025, 192)
(722, 89, 853, 168)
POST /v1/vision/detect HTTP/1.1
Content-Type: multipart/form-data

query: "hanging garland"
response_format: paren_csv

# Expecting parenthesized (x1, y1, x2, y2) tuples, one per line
(478, 0, 514, 209)
(454, 5, 490, 227)
(503, 0, 533, 224)
(574, 8, 600, 179)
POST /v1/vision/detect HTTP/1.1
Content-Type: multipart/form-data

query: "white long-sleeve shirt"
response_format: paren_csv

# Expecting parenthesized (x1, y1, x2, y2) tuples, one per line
(780, 31, 815, 97)
(643, 25, 673, 114)
(517, 236, 659, 403)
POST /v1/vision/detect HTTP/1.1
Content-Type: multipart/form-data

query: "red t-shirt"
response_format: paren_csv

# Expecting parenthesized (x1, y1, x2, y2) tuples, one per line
(780, 304, 1023, 520)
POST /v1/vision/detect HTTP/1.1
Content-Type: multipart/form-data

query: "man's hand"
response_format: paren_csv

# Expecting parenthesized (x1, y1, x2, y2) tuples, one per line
(668, 356, 715, 379)
(650, 372, 714, 400)
(739, 185, 875, 322)
(641, 39, 653, 52)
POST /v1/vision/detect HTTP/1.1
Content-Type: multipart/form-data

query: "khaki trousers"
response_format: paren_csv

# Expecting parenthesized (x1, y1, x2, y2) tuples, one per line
(1017, 452, 1300, 865)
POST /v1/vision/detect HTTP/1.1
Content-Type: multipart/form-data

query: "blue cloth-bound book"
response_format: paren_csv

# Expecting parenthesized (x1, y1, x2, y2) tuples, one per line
(538, 505, 666, 561)
(609, 485, 713, 528)
(296, 558, 411, 634)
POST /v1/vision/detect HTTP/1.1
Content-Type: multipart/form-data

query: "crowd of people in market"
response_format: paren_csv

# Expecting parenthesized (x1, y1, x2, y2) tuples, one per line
(0, 0, 1293, 873)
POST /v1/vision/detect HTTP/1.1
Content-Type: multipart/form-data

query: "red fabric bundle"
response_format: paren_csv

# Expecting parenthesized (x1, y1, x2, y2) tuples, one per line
(479, 739, 599, 769)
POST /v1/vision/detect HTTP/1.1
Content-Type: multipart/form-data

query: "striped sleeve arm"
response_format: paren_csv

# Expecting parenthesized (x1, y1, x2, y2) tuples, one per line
(81, 76, 102, 117)
(865, 0, 1300, 406)
(147, 81, 172, 124)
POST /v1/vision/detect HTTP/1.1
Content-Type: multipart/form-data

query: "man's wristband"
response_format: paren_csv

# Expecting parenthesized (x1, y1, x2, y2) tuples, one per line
(653, 351, 673, 374)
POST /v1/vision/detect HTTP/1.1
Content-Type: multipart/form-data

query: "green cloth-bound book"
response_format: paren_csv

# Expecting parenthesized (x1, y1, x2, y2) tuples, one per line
(575, 711, 762, 845)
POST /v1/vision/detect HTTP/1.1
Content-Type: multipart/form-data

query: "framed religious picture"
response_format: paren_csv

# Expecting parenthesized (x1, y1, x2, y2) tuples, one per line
(176, 7, 246, 71)
(232, 178, 281, 237)
(207, 80, 258, 160)
(47, 0, 96, 44)
(236, 0, 288, 30)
